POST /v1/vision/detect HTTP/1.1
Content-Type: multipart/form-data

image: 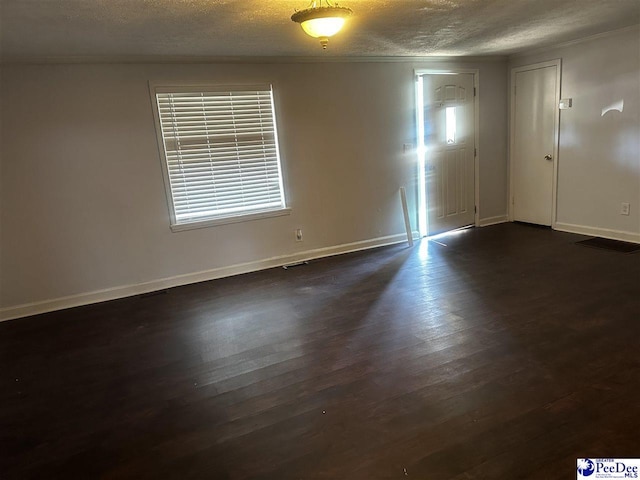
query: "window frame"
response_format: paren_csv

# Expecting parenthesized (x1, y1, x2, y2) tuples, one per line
(149, 82, 290, 232)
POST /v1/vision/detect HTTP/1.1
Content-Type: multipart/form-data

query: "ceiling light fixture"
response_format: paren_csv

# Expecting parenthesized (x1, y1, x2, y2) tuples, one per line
(291, 0, 353, 50)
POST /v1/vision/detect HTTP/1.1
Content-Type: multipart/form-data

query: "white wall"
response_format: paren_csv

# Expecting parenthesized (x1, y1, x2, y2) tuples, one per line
(510, 26, 640, 241)
(0, 59, 508, 319)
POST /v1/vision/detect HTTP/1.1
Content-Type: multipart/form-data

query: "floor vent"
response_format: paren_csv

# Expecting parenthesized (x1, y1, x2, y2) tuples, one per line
(282, 261, 309, 270)
(576, 237, 640, 253)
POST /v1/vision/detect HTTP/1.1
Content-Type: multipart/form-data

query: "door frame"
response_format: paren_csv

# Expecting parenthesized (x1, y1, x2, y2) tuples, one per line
(415, 68, 480, 236)
(508, 59, 562, 227)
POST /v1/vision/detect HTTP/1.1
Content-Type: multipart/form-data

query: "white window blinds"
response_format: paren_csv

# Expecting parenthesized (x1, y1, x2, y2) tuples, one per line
(154, 85, 286, 226)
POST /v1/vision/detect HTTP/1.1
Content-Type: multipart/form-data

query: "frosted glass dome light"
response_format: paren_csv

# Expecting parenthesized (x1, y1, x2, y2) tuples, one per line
(291, 1, 353, 50)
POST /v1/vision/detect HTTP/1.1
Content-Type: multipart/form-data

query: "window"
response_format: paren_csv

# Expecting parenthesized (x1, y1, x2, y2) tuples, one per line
(151, 84, 288, 230)
(445, 106, 456, 144)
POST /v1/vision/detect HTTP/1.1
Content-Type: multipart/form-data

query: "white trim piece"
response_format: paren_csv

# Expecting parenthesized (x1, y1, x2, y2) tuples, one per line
(0, 233, 413, 322)
(399, 187, 413, 246)
(473, 72, 480, 228)
(508, 59, 561, 227)
(478, 215, 509, 227)
(170, 208, 291, 232)
(414, 68, 482, 75)
(554, 222, 640, 244)
(415, 74, 427, 237)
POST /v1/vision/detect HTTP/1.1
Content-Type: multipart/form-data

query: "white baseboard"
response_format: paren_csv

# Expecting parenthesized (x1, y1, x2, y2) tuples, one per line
(478, 215, 509, 227)
(554, 222, 640, 244)
(0, 233, 413, 322)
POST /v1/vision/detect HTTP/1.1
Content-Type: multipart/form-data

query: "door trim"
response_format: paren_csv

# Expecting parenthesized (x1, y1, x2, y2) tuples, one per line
(508, 59, 562, 227)
(415, 68, 480, 235)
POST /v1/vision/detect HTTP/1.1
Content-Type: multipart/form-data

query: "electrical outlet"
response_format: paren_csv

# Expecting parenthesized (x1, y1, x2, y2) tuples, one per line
(621, 203, 630, 216)
(295, 228, 303, 241)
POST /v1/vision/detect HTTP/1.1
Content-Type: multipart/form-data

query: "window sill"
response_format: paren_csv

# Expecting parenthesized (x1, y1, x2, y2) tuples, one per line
(170, 208, 292, 232)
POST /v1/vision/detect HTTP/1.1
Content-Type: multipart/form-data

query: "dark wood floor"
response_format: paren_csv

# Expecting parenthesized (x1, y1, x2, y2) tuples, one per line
(2, 223, 639, 479)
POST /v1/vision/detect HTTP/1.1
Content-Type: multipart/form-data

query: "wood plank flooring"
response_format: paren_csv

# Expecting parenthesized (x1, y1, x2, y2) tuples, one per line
(1, 223, 639, 479)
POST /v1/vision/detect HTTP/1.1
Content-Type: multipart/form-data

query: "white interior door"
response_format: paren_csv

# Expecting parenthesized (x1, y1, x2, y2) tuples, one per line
(511, 64, 558, 226)
(421, 73, 475, 236)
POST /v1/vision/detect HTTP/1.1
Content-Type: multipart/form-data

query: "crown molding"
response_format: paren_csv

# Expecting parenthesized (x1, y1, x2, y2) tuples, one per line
(509, 23, 640, 59)
(0, 53, 508, 66)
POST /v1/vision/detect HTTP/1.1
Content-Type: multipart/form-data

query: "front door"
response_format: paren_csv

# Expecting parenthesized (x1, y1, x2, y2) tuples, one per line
(421, 73, 476, 236)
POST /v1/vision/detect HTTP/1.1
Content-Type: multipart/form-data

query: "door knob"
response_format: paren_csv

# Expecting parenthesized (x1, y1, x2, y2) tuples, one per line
(544, 154, 553, 161)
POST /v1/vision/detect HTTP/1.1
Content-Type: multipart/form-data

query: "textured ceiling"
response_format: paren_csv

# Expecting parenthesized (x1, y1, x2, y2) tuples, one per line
(1, 0, 639, 61)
